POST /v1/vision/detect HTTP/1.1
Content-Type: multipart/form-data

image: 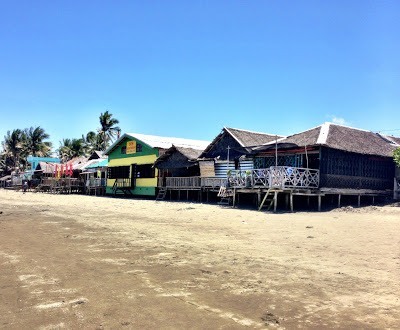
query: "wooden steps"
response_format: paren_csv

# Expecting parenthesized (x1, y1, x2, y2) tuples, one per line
(258, 188, 275, 211)
(217, 186, 234, 206)
(156, 188, 168, 201)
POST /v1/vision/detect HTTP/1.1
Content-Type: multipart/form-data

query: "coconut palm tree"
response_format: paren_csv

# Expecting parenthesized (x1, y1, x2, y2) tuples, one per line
(2, 129, 24, 171)
(82, 131, 103, 155)
(23, 126, 52, 157)
(98, 110, 120, 150)
(58, 138, 85, 162)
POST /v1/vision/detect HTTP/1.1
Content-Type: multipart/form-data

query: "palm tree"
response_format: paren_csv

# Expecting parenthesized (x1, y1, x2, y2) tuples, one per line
(82, 131, 103, 155)
(23, 126, 52, 157)
(98, 110, 120, 150)
(2, 129, 24, 171)
(58, 138, 85, 162)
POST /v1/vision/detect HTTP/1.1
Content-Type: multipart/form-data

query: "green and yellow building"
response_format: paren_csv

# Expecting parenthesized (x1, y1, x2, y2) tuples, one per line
(104, 133, 209, 196)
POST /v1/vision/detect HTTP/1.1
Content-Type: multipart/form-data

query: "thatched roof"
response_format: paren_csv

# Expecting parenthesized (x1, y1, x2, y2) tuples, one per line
(105, 133, 209, 155)
(384, 135, 400, 146)
(199, 127, 283, 159)
(155, 145, 205, 168)
(255, 122, 399, 157)
(225, 127, 283, 148)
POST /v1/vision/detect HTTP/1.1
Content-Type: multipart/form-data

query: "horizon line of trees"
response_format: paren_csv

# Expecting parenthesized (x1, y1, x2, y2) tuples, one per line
(0, 110, 120, 176)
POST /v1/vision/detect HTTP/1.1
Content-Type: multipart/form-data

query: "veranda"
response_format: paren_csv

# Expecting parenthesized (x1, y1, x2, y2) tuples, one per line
(159, 166, 387, 211)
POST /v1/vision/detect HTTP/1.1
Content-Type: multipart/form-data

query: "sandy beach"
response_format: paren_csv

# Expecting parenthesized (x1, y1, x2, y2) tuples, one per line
(0, 189, 399, 329)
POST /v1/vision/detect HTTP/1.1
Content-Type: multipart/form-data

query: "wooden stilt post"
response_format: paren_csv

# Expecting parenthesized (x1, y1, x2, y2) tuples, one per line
(318, 195, 322, 212)
(338, 194, 341, 208)
(290, 192, 293, 212)
(187, 190, 189, 201)
(358, 194, 361, 207)
(307, 196, 310, 208)
(232, 188, 236, 208)
(206, 190, 209, 203)
(273, 191, 278, 213)
(178, 190, 181, 201)
(372, 196, 375, 205)
(257, 191, 261, 208)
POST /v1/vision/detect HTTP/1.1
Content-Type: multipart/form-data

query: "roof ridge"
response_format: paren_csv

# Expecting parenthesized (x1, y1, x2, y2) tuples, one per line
(126, 132, 209, 143)
(224, 126, 284, 137)
(316, 122, 330, 144)
(326, 121, 373, 133)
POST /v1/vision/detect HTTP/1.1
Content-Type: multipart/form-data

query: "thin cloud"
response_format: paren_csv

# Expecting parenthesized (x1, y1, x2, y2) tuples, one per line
(330, 116, 351, 126)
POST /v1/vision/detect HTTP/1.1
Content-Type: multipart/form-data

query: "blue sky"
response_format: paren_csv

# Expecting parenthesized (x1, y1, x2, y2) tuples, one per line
(1, 0, 399, 149)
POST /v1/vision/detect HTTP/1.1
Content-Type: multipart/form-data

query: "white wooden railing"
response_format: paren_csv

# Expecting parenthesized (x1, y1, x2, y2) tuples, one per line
(86, 178, 106, 188)
(161, 166, 319, 190)
(228, 166, 319, 189)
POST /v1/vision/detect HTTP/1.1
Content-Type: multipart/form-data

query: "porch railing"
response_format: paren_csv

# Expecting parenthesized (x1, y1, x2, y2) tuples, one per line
(200, 177, 226, 189)
(229, 166, 319, 189)
(161, 166, 319, 190)
(165, 177, 201, 188)
(86, 178, 106, 188)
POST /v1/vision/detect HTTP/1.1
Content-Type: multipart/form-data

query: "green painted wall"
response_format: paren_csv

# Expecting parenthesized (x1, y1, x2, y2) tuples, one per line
(107, 136, 159, 160)
(106, 136, 159, 196)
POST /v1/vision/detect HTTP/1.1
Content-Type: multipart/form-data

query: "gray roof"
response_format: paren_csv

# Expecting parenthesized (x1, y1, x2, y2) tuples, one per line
(225, 127, 282, 148)
(200, 127, 283, 158)
(257, 122, 399, 157)
(105, 133, 209, 155)
(154, 145, 205, 167)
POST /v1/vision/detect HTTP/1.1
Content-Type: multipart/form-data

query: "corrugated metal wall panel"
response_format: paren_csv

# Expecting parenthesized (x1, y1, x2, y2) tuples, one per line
(215, 161, 235, 178)
(239, 160, 254, 171)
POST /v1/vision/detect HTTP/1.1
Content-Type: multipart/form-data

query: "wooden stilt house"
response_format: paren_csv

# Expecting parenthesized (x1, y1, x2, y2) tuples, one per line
(240, 122, 400, 210)
(198, 127, 283, 187)
(158, 127, 283, 201)
(104, 133, 209, 197)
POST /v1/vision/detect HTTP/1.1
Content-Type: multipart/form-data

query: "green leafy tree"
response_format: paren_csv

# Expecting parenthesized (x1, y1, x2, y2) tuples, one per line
(394, 147, 400, 167)
(98, 110, 120, 150)
(58, 138, 85, 162)
(2, 129, 24, 171)
(23, 126, 52, 157)
(82, 131, 103, 155)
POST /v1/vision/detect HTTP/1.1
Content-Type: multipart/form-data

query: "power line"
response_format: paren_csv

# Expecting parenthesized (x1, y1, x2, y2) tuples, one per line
(377, 128, 400, 133)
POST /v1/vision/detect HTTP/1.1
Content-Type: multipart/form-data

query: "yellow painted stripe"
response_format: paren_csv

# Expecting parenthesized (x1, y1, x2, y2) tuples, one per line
(108, 154, 157, 166)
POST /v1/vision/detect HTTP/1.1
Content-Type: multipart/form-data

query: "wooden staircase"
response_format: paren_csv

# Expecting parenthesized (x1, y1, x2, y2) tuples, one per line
(112, 179, 133, 197)
(258, 188, 275, 211)
(217, 186, 234, 206)
(156, 188, 168, 201)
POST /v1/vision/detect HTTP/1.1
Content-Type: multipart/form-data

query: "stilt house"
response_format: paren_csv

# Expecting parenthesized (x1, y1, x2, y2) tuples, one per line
(235, 122, 400, 211)
(198, 127, 283, 177)
(104, 133, 209, 197)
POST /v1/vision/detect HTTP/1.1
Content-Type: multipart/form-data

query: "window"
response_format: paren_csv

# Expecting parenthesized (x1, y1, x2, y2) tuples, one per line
(134, 164, 154, 178)
(121, 146, 126, 154)
(107, 166, 130, 179)
(136, 143, 142, 152)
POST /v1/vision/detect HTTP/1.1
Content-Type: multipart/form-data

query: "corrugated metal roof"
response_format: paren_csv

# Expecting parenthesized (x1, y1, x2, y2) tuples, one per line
(86, 159, 108, 169)
(105, 133, 209, 155)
